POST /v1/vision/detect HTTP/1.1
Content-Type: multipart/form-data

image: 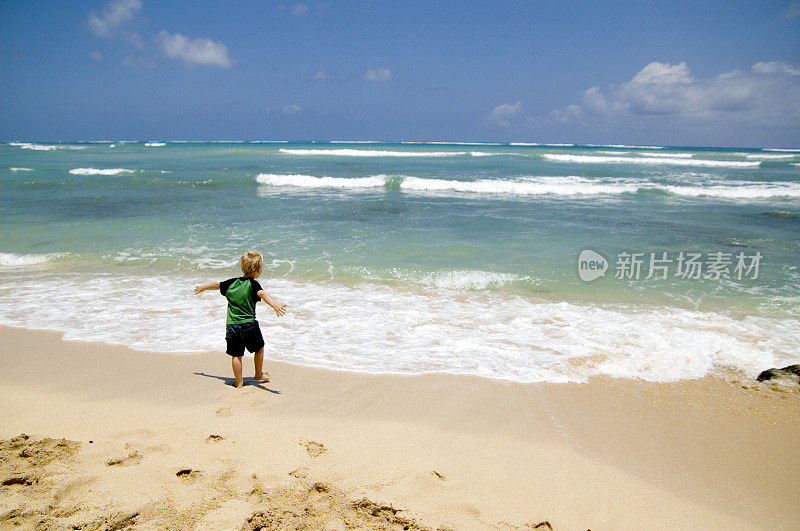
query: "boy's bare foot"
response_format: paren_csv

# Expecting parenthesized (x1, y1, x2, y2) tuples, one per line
(254, 372, 270, 382)
(235, 379, 244, 388)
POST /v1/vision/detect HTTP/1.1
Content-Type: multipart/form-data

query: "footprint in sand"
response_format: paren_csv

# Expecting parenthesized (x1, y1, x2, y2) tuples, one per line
(230, 387, 257, 399)
(126, 441, 167, 455)
(105, 451, 142, 466)
(216, 407, 232, 417)
(111, 428, 153, 440)
(206, 434, 224, 443)
(176, 468, 201, 483)
(251, 399, 265, 407)
(305, 441, 326, 458)
(288, 467, 309, 478)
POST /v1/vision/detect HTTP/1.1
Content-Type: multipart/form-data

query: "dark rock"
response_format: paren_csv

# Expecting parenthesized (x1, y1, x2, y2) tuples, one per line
(2, 475, 35, 486)
(756, 364, 800, 384)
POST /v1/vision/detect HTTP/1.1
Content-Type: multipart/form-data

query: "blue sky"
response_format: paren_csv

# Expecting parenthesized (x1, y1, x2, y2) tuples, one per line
(1, 1, 799, 146)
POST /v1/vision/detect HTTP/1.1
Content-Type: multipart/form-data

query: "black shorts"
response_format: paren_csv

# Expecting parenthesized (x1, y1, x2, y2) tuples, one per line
(225, 321, 265, 357)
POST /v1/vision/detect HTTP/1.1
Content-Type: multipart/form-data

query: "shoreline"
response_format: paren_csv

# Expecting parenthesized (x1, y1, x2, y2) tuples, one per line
(1, 325, 798, 529)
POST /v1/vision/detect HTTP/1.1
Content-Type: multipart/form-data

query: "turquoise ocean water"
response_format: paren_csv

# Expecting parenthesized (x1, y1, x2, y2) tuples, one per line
(1, 140, 798, 382)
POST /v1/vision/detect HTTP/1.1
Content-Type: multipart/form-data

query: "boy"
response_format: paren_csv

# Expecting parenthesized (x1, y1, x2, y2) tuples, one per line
(194, 251, 286, 388)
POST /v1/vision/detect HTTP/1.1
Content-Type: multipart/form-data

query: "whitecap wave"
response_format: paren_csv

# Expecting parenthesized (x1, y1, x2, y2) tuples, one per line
(10, 167, 33, 172)
(257, 173, 639, 195)
(69, 168, 136, 175)
(279, 148, 502, 157)
(663, 183, 800, 198)
(256, 173, 800, 199)
(544, 153, 760, 168)
(399, 175, 638, 195)
(257, 173, 387, 188)
(764, 148, 800, 152)
(330, 140, 386, 144)
(144, 142, 166, 147)
(744, 153, 797, 160)
(639, 152, 693, 158)
(585, 144, 664, 149)
(402, 141, 504, 146)
(8, 142, 87, 151)
(0, 253, 60, 267)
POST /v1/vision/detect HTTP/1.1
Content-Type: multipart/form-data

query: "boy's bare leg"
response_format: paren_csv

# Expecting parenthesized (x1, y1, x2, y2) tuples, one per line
(231, 356, 244, 388)
(254, 347, 269, 382)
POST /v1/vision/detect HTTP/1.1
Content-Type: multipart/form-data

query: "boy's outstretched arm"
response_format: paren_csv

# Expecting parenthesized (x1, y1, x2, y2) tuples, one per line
(257, 289, 287, 316)
(194, 282, 220, 294)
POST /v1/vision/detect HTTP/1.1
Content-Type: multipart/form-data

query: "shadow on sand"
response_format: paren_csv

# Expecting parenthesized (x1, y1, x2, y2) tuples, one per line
(193, 372, 281, 394)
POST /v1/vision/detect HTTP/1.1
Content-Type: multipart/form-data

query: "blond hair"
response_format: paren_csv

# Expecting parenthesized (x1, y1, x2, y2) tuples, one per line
(240, 250, 263, 277)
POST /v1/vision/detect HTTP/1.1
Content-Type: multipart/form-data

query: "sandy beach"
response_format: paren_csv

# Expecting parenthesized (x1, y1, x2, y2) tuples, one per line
(0, 325, 797, 530)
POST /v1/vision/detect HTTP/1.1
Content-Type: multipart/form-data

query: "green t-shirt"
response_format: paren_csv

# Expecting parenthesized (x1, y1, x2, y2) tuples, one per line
(219, 277, 262, 324)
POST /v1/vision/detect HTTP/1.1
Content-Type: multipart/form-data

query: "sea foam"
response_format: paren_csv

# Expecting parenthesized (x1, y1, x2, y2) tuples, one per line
(0, 273, 796, 383)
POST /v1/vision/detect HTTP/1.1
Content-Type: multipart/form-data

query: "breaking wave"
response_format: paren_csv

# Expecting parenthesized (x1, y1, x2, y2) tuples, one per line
(69, 168, 137, 175)
(544, 153, 761, 168)
(278, 148, 510, 157)
(256, 173, 800, 198)
(8, 142, 88, 151)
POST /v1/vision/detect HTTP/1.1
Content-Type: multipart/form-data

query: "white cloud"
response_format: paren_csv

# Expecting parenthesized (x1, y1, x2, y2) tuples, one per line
(283, 104, 303, 114)
(752, 61, 800, 76)
(550, 104, 583, 123)
(365, 68, 392, 82)
(155, 31, 233, 68)
(630, 61, 693, 84)
(88, 0, 141, 37)
(313, 70, 331, 80)
(291, 3, 310, 16)
(487, 101, 523, 127)
(581, 86, 608, 113)
(552, 61, 800, 127)
(90, 50, 103, 62)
